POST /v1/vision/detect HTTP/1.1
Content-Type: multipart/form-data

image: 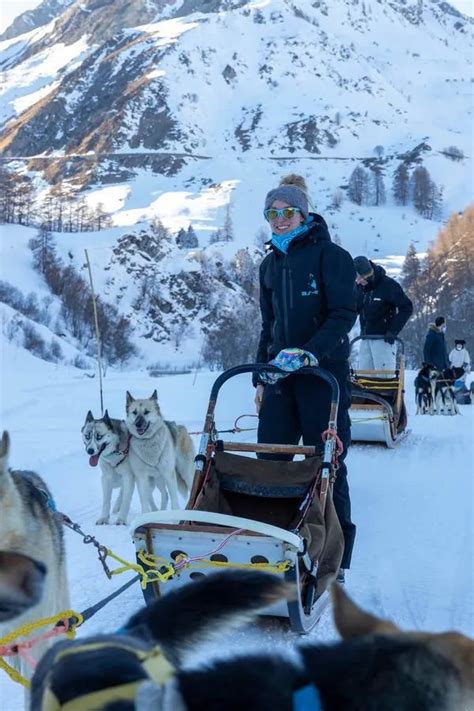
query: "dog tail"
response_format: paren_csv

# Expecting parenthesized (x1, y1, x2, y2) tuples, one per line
(125, 570, 292, 664)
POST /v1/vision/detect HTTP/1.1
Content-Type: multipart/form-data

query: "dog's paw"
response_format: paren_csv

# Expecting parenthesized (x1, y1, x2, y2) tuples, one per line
(115, 518, 127, 526)
(96, 516, 109, 525)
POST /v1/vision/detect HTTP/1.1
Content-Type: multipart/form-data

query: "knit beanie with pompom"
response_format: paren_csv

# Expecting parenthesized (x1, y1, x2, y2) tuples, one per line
(264, 174, 309, 219)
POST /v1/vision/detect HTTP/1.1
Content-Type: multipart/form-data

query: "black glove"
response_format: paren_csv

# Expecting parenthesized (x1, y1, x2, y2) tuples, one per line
(384, 332, 396, 345)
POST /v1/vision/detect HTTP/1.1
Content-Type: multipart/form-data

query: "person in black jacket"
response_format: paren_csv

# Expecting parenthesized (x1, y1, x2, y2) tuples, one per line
(254, 175, 357, 580)
(423, 316, 450, 371)
(354, 256, 413, 374)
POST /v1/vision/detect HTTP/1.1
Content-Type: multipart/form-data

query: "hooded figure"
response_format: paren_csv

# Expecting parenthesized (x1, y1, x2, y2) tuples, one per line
(254, 174, 357, 580)
(423, 317, 450, 371)
(354, 257, 413, 374)
(449, 339, 470, 380)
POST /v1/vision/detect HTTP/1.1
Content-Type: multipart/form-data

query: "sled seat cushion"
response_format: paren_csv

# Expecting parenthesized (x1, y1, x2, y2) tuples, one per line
(217, 474, 308, 498)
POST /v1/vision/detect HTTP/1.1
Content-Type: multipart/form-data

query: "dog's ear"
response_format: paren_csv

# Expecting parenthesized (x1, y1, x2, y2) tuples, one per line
(151, 390, 158, 401)
(103, 410, 112, 427)
(85, 410, 94, 423)
(126, 391, 133, 407)
(331, 583, 398, 639)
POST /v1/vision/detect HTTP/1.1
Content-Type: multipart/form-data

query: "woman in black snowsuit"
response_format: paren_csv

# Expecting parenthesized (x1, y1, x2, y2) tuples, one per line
(254, 175, 357, 580)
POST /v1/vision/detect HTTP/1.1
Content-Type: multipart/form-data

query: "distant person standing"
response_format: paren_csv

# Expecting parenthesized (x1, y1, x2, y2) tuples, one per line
(449, 339, 471, 380)
(423, 316, 450, 371)
(354, 256, 413, 373)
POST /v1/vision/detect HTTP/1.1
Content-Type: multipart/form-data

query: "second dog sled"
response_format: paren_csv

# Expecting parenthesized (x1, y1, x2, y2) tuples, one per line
(350, 335, 408, 448)
(131, 364, 344, 634)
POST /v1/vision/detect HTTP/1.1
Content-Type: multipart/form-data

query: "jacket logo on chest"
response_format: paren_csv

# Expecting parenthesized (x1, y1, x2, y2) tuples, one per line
(301, 273, 319, 297)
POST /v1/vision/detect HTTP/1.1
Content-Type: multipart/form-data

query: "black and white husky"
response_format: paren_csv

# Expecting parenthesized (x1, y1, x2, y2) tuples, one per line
(414, 364, 439, 415)
(125, 390, 195, 512)
(31, 570, 474, 711)
(435, 369, 460, 416)
(81, 410, 135, 525)
(0, 431, 69, 688)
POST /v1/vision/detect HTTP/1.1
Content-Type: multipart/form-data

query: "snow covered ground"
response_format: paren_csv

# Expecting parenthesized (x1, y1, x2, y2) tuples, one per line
(0, 343, 473, 709)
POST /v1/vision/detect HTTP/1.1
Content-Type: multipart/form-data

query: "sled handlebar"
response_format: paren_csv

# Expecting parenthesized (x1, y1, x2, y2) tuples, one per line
(349, 335, 405, 354)
(210, 364, 340, 407)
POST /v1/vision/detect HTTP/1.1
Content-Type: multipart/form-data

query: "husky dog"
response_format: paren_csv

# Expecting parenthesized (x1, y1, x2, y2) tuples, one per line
(0, 431, 70, 687)
(82, 411, 135, 525)
(415, 364, 439, 415)
(126, 390, 195, 512)
(31, 571, 474, 710)
(435, 369, 460, 416)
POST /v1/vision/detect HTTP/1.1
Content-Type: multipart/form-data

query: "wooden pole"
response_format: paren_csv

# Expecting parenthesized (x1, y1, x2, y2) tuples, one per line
(84, 249, 104, 414)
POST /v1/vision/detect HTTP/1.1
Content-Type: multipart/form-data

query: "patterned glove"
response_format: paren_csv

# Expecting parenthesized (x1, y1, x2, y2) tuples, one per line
(260, 348, 318, 384)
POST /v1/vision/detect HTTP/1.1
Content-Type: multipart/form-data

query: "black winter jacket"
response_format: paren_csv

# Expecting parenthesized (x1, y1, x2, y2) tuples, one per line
(255, 214, 357, 371)
(423, 325, 449, 370)
(356, 263, 413, 337)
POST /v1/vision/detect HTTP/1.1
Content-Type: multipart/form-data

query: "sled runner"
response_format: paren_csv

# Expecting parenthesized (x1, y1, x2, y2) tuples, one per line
(131, 364, 344, 634)
(349, 335, 408, 448)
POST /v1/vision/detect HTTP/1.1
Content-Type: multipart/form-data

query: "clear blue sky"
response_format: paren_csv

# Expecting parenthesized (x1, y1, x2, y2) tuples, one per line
(1, 0, 473, 33)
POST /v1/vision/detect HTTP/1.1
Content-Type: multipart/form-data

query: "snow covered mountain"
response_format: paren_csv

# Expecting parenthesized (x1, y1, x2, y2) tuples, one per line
(0, 0, 472, 365)
(0, 0, 75, 42)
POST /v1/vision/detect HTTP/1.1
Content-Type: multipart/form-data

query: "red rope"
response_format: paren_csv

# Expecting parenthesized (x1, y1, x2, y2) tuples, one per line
(0, 618, 70, 670)
(321, 429, 344, 457)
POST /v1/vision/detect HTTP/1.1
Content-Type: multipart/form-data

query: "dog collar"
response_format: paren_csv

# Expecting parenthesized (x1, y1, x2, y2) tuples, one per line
(293, 683, 322, 710)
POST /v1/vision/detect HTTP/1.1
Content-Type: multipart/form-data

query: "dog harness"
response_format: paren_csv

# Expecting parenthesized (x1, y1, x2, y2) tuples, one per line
(293, 683, 322, 710)
(102, 433, 132, 468)
(38, 639, 174, 710)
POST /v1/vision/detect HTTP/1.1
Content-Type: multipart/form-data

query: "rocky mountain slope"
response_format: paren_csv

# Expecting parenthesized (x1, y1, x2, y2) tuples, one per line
(0, 0, 472, 365)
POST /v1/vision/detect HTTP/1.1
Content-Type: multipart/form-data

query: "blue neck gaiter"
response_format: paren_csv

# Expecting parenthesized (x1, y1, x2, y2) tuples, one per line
(271, 216, 313, 254)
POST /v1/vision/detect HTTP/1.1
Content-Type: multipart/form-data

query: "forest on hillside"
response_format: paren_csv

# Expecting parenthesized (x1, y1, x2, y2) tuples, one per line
(401, 205, 474, 366)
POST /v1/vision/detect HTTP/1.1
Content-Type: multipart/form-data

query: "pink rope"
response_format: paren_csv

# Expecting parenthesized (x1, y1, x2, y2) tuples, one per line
(0, 619, 69, 670)
(174, 528, 245, 571)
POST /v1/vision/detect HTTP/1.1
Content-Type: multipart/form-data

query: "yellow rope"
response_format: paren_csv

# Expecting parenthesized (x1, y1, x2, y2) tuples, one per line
(106, 549, 175, 588)
(0, 610, 83, 647)
(138, 550, 292, 576)
(351, 415, 388, 423)
(0, 658, 30, 688)
(0, 610, 83, 689)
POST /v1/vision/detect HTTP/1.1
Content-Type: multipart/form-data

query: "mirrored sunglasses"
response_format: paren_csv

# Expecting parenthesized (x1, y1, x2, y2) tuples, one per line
(264, 206, 301, 221)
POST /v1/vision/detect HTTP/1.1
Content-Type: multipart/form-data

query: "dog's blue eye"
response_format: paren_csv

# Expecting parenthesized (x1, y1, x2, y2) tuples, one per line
(85, 433, 91, 440)
(96, 434, 103, 441)
(132, 410, 138, 416)
(144, 409, 149, 415)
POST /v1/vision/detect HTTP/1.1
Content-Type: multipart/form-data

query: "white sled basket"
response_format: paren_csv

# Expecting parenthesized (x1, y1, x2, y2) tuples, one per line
(131, 510, 325, 626)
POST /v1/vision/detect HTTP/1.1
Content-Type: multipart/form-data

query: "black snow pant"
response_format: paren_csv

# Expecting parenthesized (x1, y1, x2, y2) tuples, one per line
(257, 361, 356, 569)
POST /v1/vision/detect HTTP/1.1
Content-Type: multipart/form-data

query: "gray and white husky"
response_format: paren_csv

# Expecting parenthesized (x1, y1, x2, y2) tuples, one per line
(82, 411, 135, 525)
(126, 390, 195, 512)
(0, 431, 70, 688)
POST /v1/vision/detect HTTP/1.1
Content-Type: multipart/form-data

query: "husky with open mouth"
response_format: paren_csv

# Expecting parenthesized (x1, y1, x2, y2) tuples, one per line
(126, 390, 195, 513)
(81, 411, 135, 525)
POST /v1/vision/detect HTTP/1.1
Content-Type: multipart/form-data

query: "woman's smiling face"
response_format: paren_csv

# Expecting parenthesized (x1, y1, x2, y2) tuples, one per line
(268, 199, 304, 235)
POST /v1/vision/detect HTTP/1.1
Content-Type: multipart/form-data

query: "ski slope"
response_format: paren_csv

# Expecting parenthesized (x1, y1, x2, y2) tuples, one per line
(0, 342, 473, 709)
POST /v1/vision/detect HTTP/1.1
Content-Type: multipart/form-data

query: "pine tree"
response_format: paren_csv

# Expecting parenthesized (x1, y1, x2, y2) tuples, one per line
(392, 163, 410, 206)
(186, 224, 198, 248)
(222, 203, 234, 242)
(177, 224, 198, 248)
(370, 165, 386, 206)
(176, 227, 187, 248)
(411, 166, 432, 217)
(347, 166, 369, 206)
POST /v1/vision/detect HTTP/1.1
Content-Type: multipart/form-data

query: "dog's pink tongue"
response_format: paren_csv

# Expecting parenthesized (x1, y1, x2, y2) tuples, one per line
(89, 454, 99, 467)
